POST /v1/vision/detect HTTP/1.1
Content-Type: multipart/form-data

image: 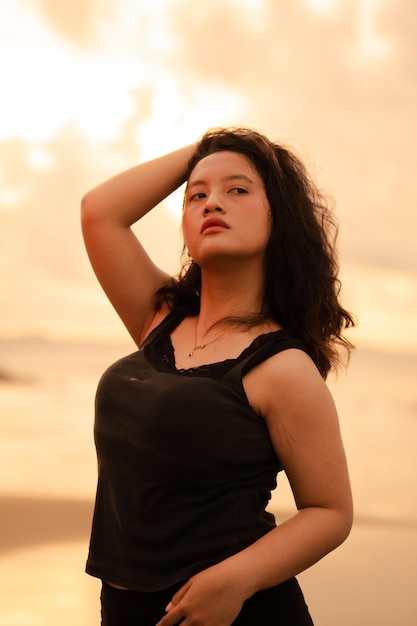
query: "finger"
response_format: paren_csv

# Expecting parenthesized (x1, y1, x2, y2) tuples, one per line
(172, 581, 191, 605)
(155, 580, 192, 625)
(154, 605, 185, 626)
(166, 580, 191, 612)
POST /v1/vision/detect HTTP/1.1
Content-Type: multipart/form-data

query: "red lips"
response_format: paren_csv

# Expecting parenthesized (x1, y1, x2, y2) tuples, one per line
(201, 218, 229, 233)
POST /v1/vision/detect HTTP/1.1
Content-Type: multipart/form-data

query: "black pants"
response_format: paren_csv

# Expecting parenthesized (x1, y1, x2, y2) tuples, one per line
(100, 577, 314, 625)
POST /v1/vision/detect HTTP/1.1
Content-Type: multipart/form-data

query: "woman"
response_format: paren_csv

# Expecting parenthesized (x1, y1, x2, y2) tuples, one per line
(81, 127, 355, 625)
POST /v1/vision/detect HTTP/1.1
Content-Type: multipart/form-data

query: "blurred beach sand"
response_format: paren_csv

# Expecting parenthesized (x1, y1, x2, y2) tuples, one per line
(1, 496, 416, 626)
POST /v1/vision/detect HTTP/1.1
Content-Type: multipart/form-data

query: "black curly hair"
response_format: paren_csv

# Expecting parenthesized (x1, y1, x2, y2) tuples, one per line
(158, 127, 355, 377)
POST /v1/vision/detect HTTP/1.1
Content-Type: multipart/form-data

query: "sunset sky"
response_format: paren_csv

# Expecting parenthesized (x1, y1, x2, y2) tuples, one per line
(1, 0, 416, 353)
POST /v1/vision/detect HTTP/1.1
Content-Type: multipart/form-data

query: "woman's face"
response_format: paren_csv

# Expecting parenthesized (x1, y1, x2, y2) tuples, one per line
(182, 151, 271, 268)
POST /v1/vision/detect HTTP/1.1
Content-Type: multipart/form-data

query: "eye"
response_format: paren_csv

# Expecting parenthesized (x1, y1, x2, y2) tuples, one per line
(189, 191, 207, 201)
(229, 187, 248, 194)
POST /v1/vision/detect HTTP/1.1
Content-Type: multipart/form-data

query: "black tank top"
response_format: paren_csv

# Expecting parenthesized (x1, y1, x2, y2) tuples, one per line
(86, 311, 309, 591)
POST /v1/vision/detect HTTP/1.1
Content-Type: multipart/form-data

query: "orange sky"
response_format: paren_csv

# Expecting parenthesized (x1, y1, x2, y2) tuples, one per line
(1, 0, 416, 353)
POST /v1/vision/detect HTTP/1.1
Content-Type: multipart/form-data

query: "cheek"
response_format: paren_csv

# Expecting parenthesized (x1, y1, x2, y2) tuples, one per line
(259, 201, 272, 239)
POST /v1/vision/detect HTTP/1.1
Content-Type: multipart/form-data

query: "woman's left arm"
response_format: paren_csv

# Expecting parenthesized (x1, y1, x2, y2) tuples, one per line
(156, 349, 353, 626)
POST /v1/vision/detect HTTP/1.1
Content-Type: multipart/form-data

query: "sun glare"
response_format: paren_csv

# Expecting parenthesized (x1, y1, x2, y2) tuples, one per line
(0, 1, 172, 145)
(1, 0, 242, 154)
(1, 27, 143, 144)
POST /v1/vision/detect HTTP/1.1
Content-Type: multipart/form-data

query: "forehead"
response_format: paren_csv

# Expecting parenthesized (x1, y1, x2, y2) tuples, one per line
(188, 150, 261, 183)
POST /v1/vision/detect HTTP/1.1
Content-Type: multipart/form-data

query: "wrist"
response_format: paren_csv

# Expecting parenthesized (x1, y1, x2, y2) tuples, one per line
(211, 555, 258, 602)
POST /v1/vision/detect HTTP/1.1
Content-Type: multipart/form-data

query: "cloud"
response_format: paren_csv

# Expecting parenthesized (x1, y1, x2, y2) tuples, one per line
(1, 0, 416, 346)
(164, 0, 417, 271)
(378, 0, 417, 81)
(0, 123, 182, 340)
(1, 128, 94, 282)
(35, 0, 112, 47)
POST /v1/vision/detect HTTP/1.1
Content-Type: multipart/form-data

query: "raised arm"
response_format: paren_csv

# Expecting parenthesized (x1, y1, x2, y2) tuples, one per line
(81, 143, 197, 345)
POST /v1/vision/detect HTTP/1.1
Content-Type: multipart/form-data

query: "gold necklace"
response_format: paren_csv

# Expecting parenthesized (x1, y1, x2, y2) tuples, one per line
(188, 319, 218, 358)
(188, 343, 206, 358)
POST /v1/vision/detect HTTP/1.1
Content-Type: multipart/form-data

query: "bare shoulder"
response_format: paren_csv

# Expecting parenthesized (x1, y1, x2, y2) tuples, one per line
(243, 347, 340, 461)
(244, 347, 332, 420)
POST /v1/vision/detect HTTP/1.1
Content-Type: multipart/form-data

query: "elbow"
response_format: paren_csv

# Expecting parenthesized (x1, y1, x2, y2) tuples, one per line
(80, 190, 108, 237)
(332, 503, 354, 549)
(80, 190, 98, 226)
(338, 517, 353, 547)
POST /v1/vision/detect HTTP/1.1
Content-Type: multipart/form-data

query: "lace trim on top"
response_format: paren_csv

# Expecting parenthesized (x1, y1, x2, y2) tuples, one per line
(143, 311, 300, 378)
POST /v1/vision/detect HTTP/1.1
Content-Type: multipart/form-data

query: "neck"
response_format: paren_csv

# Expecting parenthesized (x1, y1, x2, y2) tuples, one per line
(197, 264, 266, 330)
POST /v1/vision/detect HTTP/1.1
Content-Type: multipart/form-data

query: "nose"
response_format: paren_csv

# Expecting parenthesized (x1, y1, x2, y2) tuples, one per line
(203, 192, 224, 215)
(203, 205, 223, 215)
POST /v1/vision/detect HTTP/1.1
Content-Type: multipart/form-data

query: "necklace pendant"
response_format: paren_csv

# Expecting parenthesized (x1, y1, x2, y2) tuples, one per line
(188, 343, 206, 358)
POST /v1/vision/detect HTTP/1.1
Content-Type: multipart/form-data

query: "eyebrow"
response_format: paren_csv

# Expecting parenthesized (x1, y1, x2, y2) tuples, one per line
(187, 173, 256, 190)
